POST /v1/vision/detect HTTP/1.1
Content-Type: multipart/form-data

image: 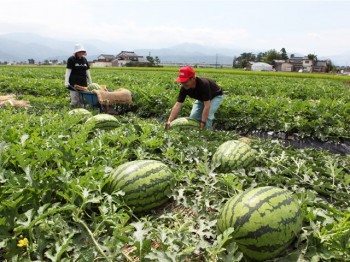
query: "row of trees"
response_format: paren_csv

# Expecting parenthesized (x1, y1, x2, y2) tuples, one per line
(125, 55, 162, 67)
(146, 55, 161, 66)
(232, 48, 336, 71)
(232, 48, 286, 68)
(28, 55, 161, 67)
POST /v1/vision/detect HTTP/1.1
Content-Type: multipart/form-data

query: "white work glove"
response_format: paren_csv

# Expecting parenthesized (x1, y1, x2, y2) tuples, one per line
(65, 68, 72, 87)
(86, 70, 92, 85)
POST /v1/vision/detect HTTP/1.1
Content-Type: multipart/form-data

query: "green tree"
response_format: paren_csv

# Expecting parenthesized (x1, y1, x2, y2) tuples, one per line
(307, 54, 318, 63)
(154, 56, 161, 66)
(326, 59, 336, 72)
(280, 48, 288, 60)
(256, 52, 265, 62)
(233, 52, 256, 68)
(146, 55, 155, 66)
(261, 49, 280, 65)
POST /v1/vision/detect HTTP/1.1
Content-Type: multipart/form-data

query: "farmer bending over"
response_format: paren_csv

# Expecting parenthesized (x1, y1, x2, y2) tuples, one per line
(165, 66, 224, 130)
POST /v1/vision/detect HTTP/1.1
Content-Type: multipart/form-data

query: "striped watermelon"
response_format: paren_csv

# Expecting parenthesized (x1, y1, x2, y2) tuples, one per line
(87, 83, 102, 91)
(103, 160, 174, 213)
(217, 186, 303, 261)
(68, 108, 92, 120)
(84, 113, 119, 130)
(170, 117, 200, 129)
(212, 140, 256, 171)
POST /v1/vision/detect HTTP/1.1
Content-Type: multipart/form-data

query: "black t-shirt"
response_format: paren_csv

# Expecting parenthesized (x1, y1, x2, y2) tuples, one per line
(66, 55, 90, 86)
(177, 77, 223, 103)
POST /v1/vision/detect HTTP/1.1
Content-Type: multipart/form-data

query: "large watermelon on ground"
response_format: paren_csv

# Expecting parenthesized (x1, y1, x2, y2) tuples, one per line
(170, 117, 200, 129)
(68, 108, 92, 120)
(103, 160, 174, 213)
(217, 186, 303, 261)
(212, 140, 256, 171)
(84, 114, 119, 130)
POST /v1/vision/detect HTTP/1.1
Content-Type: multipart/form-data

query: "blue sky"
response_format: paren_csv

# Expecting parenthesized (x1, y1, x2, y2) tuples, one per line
(1, 0, 349, 61)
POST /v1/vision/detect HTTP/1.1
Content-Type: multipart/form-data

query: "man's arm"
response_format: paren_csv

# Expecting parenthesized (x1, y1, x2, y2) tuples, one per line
(65, 69, 72, 87)
(165, 102, 182, 129)
(86, 69, 92, 85)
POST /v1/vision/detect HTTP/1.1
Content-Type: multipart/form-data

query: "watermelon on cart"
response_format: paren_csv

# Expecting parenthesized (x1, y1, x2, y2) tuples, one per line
(87, 83, 102, 91)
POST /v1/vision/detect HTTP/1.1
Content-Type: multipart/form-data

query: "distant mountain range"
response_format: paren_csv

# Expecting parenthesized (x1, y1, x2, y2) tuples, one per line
(0, 32, 349, 66)
(0, 33, 112, 62)
(0, 33, 242, 65)
(135, 43, 245, 65)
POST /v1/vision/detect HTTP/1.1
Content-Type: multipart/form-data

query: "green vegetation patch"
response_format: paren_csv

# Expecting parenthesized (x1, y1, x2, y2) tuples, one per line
(0, 66, 349, 261)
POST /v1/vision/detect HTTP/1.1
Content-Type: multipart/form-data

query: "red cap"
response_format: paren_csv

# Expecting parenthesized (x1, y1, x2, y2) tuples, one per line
(176, 66, 195, 83)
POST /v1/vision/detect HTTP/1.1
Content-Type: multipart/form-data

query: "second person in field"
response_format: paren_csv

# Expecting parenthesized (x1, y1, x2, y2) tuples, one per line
(165, 66, 224, 130)
(64, 43, 93, 108)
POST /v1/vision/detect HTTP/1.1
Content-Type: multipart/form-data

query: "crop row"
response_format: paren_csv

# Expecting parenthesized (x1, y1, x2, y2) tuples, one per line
(1, 66, 350, 141)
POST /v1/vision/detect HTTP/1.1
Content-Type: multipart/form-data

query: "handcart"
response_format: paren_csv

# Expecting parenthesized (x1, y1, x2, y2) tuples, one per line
(68, 85, 105, 112)
(67, 85, 132, 114)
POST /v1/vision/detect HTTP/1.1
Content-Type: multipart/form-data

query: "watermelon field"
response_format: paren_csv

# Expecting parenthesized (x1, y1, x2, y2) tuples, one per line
(0, 65, 349, 261)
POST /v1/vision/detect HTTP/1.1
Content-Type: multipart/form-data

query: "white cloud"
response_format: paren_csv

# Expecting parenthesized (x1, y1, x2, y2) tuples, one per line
(307, 32, 322, 39)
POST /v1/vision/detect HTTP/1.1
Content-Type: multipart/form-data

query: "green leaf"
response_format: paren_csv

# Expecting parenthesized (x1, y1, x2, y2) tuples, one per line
(146, 251, 177, 262)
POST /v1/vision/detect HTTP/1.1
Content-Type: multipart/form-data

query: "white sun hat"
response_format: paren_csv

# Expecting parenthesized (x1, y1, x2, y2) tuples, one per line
(74, 43, 86, 54)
